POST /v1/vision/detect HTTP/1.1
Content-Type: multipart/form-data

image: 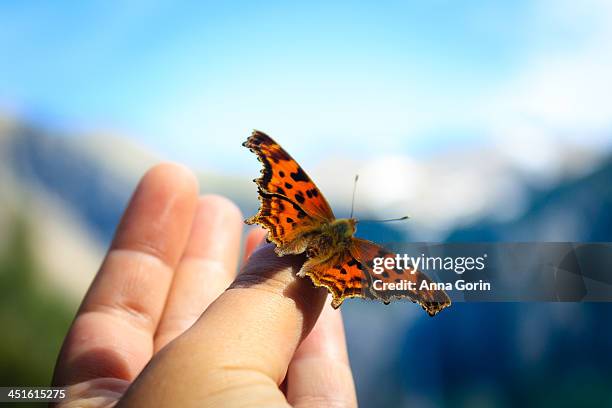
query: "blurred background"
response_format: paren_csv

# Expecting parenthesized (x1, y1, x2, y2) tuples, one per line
(1, 1, 612, 407)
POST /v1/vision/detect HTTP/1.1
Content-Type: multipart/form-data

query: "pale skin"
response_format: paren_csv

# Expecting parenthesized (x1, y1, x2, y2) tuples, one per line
(52, 163, 358, 407)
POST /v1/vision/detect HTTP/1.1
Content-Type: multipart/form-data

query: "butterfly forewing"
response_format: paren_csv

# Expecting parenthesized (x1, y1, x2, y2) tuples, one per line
(243, 130, 335, 221)
(246, 190, 320, 255)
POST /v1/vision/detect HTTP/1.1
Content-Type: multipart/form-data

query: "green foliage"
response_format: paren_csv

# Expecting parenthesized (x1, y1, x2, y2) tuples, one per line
(0, 215, 76, 389)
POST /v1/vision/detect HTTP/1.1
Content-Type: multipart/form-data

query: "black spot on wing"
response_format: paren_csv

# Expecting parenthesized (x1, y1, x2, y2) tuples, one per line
(290, 167, 310, 182)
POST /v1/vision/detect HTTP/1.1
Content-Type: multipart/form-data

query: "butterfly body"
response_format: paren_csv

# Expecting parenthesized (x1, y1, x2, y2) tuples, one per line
(303, 218, 356, 256)
(328, 218, 357, 239)
(244, 130, 451, 316)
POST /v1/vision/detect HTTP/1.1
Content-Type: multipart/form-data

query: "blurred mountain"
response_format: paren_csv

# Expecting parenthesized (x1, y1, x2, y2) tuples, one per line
(1, 113, 611, 299)
(446, 155, 612, 242)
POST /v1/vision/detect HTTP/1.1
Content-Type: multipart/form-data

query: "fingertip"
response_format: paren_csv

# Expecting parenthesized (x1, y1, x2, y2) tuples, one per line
(142, 162, 199, 197)
(112, 162, 199, 265)
(234, 244, 327, 339)
(183, 194, 243, 259)
(243, 227, 268, 262)
(239, 243, 307, 280)
(198, 194, 243, 221)
(250, 225, 268, 243)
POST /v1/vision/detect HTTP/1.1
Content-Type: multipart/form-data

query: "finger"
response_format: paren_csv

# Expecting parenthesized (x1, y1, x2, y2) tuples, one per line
(53, 163, 199, 385)
(118, 244, 328, 407)
(242, 226, 268, 263)
(57, 378, 129, 408)
(154, 195, 243, 351)
(286, 303, 357, 408)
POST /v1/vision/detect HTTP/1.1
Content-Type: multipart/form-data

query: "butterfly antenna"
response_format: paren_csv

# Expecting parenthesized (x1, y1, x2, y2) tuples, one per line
(357, 216, 410, 223)
(350, 174, 359, 219)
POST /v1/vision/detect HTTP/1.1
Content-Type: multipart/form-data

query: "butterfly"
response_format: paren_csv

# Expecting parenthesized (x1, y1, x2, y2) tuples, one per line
(244, 130, 451, 316)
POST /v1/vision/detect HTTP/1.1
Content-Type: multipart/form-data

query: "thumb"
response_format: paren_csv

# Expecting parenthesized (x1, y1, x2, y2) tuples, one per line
(118, 243, 328, 407)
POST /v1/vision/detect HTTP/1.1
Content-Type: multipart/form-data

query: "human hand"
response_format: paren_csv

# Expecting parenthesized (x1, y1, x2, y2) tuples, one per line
(52, 163, 357, 407)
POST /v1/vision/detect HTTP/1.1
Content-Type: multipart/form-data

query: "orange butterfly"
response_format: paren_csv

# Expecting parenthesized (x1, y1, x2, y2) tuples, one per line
(244, 130, 451, 316)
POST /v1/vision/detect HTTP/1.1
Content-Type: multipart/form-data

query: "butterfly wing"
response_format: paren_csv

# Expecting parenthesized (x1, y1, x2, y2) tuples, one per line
(298, 249, 371, 309)
(246, 189, 323, 255)
(351, 238, 451, 316)
(243, 130, 335, 221)
(244, 130, 337, 255)
(244, 130, 450, 315)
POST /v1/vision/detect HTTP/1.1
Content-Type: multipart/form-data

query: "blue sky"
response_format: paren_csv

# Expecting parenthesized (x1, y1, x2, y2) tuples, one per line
(1, 1, 611, 173)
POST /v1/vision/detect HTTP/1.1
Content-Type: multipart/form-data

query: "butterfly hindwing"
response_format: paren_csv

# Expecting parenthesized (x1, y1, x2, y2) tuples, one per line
(298, 249, 371, 309)
(243, 130, 335, 221)
(351, 238, 451, 316)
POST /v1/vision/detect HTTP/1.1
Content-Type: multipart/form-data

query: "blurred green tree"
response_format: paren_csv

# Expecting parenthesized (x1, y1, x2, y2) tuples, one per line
(0, 214, 75, 392)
